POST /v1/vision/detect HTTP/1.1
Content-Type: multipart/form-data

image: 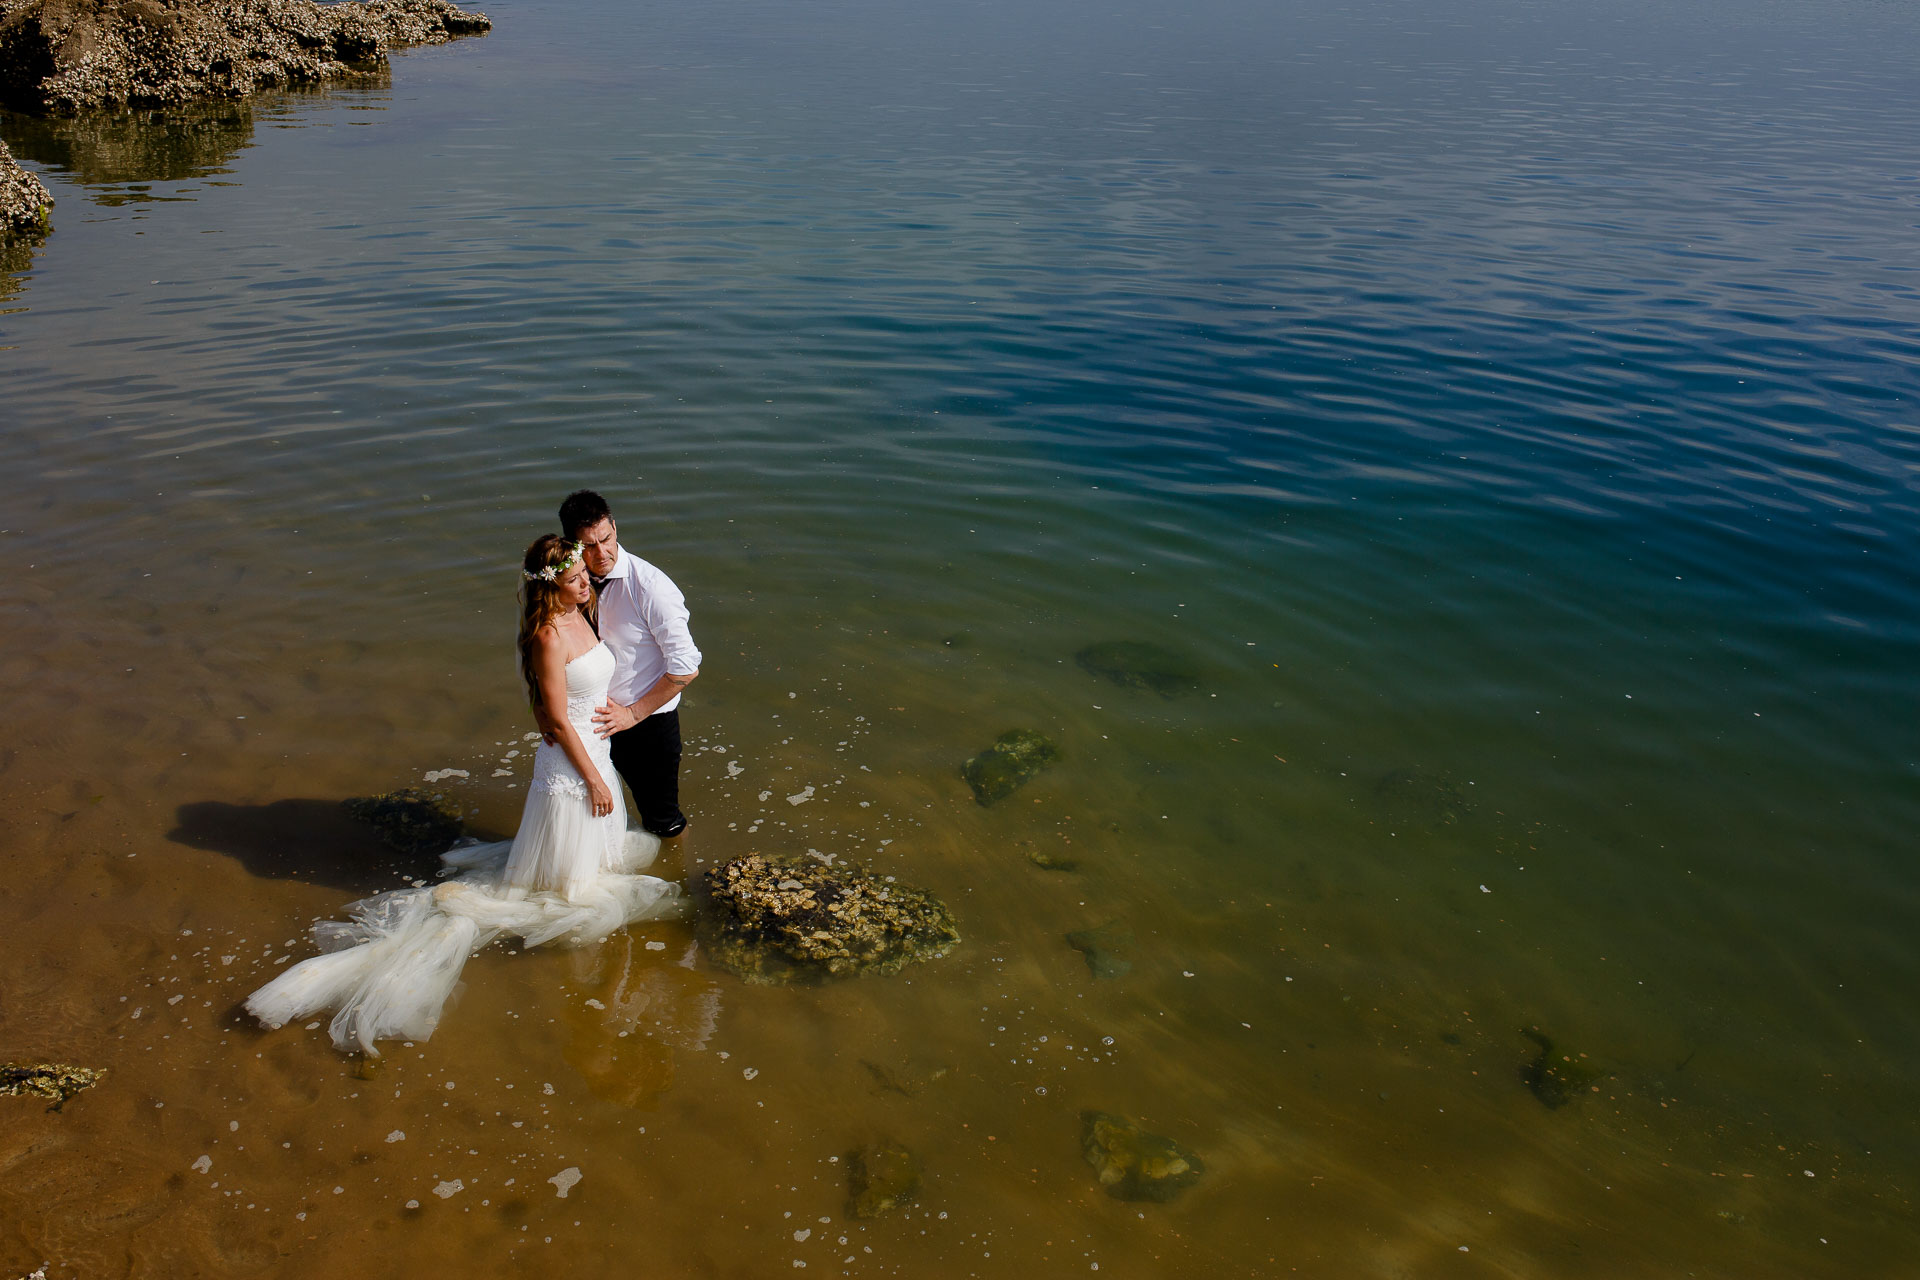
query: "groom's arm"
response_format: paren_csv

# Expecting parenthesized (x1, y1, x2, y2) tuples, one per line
(594, 668, 697, 736)
(593, 567, 703, 737)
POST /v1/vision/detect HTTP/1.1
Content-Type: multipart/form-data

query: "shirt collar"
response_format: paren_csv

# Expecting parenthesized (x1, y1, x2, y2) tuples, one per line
(601, 546, 636, 580)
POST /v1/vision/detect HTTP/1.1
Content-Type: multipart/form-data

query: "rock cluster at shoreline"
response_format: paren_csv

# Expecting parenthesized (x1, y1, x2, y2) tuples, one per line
(0, 139, 52, 239)
(2, 1061, 104, 1110)
(0, 0, 490, 115)
(698, 853, 960, 985)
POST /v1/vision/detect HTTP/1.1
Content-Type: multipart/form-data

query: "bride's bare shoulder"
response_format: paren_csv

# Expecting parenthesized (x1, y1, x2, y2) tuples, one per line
(528, 622, 565, 657)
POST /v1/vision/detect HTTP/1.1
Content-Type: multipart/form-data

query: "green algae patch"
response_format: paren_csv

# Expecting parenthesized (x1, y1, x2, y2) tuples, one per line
(699, 854, 959, 985)
(847, 1140, 920, 1218)
(961, 729, 1060, 806)
(1080, 1110, 1205, 1202)
(342, 788, 464, 856)
(2, 1062, 103, 1110)
(1074, 641, 1201, 696)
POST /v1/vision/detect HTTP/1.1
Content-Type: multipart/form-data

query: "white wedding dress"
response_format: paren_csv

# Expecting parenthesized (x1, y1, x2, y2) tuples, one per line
(246, 641, 684, 1055)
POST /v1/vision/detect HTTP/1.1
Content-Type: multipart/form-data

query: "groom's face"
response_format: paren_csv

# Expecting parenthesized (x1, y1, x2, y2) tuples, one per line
(579, 517, 619, 577)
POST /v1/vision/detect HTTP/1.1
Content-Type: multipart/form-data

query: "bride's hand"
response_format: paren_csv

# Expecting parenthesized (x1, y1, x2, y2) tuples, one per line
(588, 778, 615, 818)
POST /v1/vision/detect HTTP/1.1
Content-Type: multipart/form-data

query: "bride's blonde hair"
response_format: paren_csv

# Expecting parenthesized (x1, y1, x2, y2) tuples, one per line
(517, 534, 587, 706)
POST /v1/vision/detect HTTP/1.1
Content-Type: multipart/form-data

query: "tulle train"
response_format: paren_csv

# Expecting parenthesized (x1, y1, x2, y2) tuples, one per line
(247, 828, 683, 1056)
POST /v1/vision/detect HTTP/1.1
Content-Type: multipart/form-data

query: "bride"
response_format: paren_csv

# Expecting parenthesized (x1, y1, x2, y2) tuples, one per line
(246, 534, 684, 1055)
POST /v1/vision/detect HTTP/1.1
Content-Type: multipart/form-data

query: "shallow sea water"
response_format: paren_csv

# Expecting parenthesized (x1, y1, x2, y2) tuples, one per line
(2, 0, 1918, 1274)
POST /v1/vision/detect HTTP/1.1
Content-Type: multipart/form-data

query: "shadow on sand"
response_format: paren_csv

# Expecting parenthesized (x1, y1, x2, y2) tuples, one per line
(167, 797, 499, 895)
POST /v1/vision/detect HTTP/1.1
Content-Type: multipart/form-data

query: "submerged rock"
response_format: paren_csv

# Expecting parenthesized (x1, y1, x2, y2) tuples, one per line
(1065, 921, 1132, 981)
(1080, 1110, 1204, 1202)
(0, 0, 491, 116)
(861, 1058, 950, 1098)
(1373, 768, 1473, 829)
(846, 1141, 919, 1218)
(0, 140, 52, 239)
(698, 854, 960, 985)
(961, 728, 1060, 806)
(1520, 1028, 1604, 1109)
(1, 1061, 103, 1109)
(341, 787, 463, 856)
(1024, 845, 1078, 872)
(1074, 641, 1201, 697)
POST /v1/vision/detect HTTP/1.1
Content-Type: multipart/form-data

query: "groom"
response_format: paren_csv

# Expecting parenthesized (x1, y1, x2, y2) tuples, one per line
(555, 489, 703, 839)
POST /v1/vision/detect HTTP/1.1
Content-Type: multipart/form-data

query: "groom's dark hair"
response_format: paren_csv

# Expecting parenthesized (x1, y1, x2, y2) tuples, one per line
(560, 489, 613, 538)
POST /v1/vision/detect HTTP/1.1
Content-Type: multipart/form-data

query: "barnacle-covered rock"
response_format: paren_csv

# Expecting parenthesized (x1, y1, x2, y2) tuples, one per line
(0, 0, 491, 117)
(961, 728, 1060, 806)
(0, 140, 52, 239)
(1080, 1110, 1204, 1202)
(698, 854, 959, 985)
(341, 787, 463, 856)
(2, 1061, 104, 1110)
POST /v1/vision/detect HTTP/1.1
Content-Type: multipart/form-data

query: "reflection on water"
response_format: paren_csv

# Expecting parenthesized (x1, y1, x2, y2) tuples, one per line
(0, 80, 387, 206)
(0, 235, 34, 307)
(2, 101, 255, 201)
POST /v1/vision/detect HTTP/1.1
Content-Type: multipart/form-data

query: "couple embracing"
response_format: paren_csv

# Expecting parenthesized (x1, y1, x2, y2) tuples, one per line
(528, 488, 701, 846)
(247, 490, 704, 1056)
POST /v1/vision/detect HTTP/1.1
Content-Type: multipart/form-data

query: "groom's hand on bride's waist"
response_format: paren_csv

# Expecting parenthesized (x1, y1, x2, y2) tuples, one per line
(592, 700, 640, 738)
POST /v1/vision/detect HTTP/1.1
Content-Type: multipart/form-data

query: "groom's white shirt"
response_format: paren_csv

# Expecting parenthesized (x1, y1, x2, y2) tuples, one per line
(597, 546, 702, 714)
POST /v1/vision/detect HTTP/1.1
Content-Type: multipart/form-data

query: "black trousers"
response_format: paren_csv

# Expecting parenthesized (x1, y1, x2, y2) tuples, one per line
(607, 708, 687, 838)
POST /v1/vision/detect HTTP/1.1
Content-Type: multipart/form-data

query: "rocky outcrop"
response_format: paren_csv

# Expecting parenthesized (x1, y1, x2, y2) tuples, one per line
(698, 854, 960, 985)
(0, 0, 490, 115)
(0, 139, 53, 238)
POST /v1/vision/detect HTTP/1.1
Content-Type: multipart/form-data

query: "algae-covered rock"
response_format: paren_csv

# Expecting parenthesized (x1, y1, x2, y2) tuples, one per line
(2, 1061, 103, 1110)
(961, 729, 1060, 806)
(1065, 921, 1133, 981)
(847, 1141, 919, 1218)
(1074, 641, 1201, 697)
(1373, 768, 1472, 829)
(1080, 1110, 1204, 1202)
(1520, 1028, 1604, 1109)
(341, 787, 463, 856)
(698, 854, 959, 985)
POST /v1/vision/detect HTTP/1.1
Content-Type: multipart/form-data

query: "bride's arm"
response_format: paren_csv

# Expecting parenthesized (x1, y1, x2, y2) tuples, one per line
(530, 627, 615, 817)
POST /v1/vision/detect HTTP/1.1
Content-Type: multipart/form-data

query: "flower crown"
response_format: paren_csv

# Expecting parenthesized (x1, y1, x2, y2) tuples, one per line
(522, 540, 584, 584)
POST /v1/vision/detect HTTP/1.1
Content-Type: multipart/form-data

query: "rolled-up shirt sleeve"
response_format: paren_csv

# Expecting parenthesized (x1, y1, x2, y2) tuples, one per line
(641, 574, 702, 676)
